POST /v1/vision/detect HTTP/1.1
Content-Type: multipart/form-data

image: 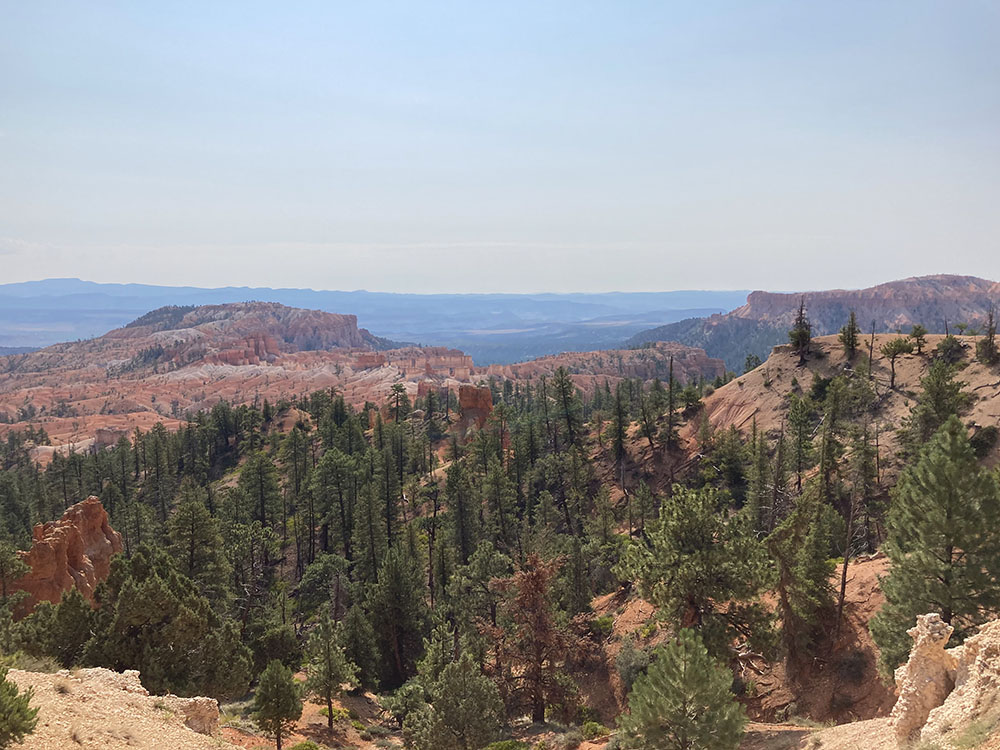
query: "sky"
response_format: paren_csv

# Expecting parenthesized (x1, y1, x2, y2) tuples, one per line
(1, 1, 998, 294)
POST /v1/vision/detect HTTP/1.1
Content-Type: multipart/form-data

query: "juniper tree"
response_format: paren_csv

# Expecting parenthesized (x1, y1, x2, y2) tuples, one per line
(909, 324, 928, 354)
(880, 337, 913, 389)
(253, 660, 302, 750)
(0, 541, 27, 604)
(870, 416, 1000, 674)
(620, 629, 745, 750)
(304, 615, 358, 731)
(17, 586, 92, 668)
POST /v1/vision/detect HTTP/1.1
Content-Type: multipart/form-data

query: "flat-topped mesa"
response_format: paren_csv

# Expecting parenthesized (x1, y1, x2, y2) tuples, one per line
(12, 496, 123, 618)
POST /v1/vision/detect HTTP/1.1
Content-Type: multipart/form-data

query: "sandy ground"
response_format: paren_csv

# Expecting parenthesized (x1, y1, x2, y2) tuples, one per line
(8, 668, 238, 750)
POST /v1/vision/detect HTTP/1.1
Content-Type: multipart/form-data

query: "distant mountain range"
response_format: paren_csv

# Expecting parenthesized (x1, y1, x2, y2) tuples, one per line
(629, 274, 1000, 370)
(0, 279, 748, 364)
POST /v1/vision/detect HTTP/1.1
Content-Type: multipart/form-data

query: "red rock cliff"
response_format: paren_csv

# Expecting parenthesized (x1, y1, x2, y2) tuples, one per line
(13, 496, 123, 618)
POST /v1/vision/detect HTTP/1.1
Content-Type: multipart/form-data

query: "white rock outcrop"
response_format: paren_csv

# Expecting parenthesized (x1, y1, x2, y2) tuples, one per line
(890, 613, 957, 744)
(889, 613, 1000, 748)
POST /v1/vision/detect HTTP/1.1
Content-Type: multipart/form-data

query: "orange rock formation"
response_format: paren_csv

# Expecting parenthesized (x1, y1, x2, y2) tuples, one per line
(12, 496, 123, 617)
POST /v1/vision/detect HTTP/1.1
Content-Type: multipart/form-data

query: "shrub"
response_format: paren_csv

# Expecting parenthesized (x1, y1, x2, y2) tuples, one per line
(483, 742, 529, 750)
(289, 743, 321, 750)
(616, 636, 651, 692)
(582, 721, 611, 739)
(589, 615, 614, 639)
(557, 729, 583, 750)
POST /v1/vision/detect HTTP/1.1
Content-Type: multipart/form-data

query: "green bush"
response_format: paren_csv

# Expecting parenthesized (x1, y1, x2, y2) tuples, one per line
(616, 636, 651, 692)
(589, 615, 614, 638)
(558, 729, 583, 750)
(582, 721, 611, 739)
(318, 705, 350, 722)
(483, 742, 529, 750)
(289, 742, 321, 750)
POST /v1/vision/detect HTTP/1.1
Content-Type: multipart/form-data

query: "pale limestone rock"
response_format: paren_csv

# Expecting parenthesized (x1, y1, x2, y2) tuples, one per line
(160, 695, 221, 735)
(890, 613, 957, 745)
(920, 619, 1000, 747)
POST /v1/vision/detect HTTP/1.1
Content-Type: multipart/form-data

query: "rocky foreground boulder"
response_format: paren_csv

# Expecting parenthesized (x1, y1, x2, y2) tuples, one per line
(12, 496, 122, 617)
(7, 667, 227, 749)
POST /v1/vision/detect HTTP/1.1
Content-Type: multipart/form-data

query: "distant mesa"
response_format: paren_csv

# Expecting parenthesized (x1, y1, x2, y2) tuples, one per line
(629, 274, 1000, 370)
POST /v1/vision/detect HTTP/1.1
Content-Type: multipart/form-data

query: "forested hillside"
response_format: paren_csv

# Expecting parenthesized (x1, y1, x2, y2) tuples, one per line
(3, 305, 1000, 749)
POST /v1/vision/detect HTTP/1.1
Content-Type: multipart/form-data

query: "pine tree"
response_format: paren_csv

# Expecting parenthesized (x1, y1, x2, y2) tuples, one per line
(445, 459, 478, 566)
(839, 311, 861, 360)
(239, 452, 282, 527)
(405, 652, 503, 750)
(871, 416, 1000, 674)
(312, 448, 356, 560)
(368, 545, 428, 688)
(253, 660, 302, 750)
(490, 555, 582, 722)
(766, 490, 834, 665)
(167, 483, 232, 609)
(977, 306, 998, 365)
(789, 298, 811, 366)
(482, 456, 516, 553)
(787, 395, 814, 492)
(341, 604, 381, 691)
(902, 360, 970, 449)
(0, 667, 37, 749)
(0, 541, 27, 604)
(620, 629, 745, 750)
(304, 615, 358, 731)
(616, 486, 775, 659)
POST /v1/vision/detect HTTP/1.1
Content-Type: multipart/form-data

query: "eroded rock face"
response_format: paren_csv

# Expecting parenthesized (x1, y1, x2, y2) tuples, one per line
(890, 614, 957, 744)
(458, 384, 492, 435)
(921, 619, 1000, 746)
(12, 496, 123, 617)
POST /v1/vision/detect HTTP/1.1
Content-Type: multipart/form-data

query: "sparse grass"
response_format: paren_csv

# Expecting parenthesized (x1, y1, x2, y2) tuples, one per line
(787, 716, 834, 730)
(954, 718, 998, 748)
(54, 679, 72, 695)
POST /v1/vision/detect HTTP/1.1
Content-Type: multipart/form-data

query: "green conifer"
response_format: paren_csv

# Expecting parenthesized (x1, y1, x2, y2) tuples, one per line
(620, 629, 746, 750)
(0, 667, 37, 749)
(871, 416, 1000, 674)
(253, 660, 302, 750)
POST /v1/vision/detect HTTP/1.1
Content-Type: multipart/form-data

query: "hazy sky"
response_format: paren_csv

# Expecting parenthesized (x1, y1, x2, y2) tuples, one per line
(1, 1, 998, 293)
